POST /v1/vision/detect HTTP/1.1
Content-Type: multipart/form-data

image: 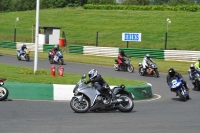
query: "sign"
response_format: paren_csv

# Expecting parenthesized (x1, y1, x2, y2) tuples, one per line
(122, 33, 142, 42)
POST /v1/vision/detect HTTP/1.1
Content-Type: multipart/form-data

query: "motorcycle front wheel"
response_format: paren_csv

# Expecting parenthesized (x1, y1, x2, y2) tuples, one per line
(25, 55, 30, 62)
(114, 64, 119, 71)
(70, 97, 90, 113)
(0, 86, 9, 101)
(177, 91, 187, 101)
(139, 67, 145, 76)
(127, 64, 134, 73)
(118, 94, 134, 112)
(58, 58, 64, 65)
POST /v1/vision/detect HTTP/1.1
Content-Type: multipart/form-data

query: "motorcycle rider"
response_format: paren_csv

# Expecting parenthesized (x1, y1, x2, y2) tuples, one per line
(188, 64, 200, 86)
(84, 69, 112, 104)
(167, 68, 190, 95)
(18, 44, 27, 58)
(117, 50, 128, 67)
(142, 54, 154, 74)
(194, 58, 200, 71)
(51, 45, 59, 61)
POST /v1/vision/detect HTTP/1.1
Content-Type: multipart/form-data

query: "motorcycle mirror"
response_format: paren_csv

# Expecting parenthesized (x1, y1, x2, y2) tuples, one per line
(82, 74, 86, 79)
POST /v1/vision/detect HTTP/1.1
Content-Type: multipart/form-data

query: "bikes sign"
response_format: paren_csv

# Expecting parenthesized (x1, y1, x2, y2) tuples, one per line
(122, 33, 142, 42)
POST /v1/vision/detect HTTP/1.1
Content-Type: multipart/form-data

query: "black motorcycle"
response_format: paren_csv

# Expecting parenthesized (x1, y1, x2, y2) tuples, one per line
(193, 72, 200, 91)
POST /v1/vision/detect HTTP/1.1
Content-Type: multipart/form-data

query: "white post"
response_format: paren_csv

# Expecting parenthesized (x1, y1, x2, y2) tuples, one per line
(34, 0, 40, 74)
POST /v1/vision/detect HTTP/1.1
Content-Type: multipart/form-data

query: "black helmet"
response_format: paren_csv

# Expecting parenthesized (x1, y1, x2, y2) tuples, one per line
(88, 69, 98, 80)
(190, 64, 195, 71)
(198, 58, 200, 62)
(120, 50, 125, 55)
(168, 68, 175, 77)
(146, 54, 150, 59)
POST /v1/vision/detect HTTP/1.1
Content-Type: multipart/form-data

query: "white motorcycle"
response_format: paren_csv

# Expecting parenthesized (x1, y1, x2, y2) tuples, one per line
(0, 78, 9, 101)
(70, 75, 134, 113)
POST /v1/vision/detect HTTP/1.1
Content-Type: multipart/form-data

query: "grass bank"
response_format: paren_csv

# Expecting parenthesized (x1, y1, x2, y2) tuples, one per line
(0, 8, 200, 50)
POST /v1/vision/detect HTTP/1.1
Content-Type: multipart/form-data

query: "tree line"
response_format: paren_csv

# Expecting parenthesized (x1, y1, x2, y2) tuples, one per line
(0, 0, 199, 12)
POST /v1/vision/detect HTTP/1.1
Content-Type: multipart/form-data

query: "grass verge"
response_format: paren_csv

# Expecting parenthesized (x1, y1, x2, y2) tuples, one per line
(0, 63, 146, 86)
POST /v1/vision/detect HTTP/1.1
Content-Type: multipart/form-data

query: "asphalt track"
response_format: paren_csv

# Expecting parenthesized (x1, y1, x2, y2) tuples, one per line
(0, 55, 200, 133)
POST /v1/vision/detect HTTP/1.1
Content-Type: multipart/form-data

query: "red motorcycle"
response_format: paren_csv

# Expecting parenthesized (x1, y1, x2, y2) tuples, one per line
(114, 57, 134, 73)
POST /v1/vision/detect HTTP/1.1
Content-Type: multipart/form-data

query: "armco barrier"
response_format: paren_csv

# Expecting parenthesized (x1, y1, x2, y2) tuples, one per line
(4, 82, 153, 101)
(120, 48, 164, 59)
(69, 45, 83, 54)
(43, 44, 59, 52)
(83, 46, 118, 57)
(0, 41, 16, 49)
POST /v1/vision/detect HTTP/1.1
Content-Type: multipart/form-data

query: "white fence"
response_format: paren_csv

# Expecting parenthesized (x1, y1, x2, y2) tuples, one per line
(16, 42, 43, 52)
(83, 46, 119, 57)
(164, 50, 200, 62)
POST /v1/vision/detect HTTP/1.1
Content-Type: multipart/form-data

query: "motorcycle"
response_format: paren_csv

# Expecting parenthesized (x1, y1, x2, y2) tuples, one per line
(193, 72, 200, 91)
(48, 50, 64, 65)
(114, 57, 134, 73)
(138, 62, 159, 77)
(0, 78, 9, 101)
(70, 74, 134, 113)
(169, 77, 190, 101)
(16, 49, 30, 61)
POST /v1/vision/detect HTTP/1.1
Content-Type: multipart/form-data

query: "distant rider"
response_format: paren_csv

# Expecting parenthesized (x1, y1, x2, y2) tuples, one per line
(84, 69, 112, 103)
(117, 50, 128, 67)
(19, 44, 27, 57)
(51, 45, 59, 60)
(167, 68, 190, 94)
(188, 64, 199, 86)
(142, 54, 154, 72)
(194, 58, 200, 71)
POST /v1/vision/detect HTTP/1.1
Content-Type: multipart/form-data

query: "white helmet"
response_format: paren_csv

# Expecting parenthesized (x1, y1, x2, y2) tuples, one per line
(146, 54, 150, 59)
(88, 69, 98, 79)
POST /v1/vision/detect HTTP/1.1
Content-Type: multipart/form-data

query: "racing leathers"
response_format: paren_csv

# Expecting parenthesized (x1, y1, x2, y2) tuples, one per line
(167, 71, 189, 91)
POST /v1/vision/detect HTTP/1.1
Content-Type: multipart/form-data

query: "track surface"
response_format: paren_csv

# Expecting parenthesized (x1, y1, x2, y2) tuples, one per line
(0, 55, 200, 133)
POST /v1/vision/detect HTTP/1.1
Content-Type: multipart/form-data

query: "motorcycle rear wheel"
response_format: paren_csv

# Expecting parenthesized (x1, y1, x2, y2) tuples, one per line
(70, 97, 90, 113)
(0, 86, 9, 101)
(153, 69, 159, 78)
(127, 64, 134, 73)
(118, 94, 134, 112)
(17, 55, 21, 60)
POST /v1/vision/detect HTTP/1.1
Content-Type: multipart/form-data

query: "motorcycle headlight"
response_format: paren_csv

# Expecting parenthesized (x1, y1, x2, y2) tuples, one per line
(74, 90, 79, 95)
(0, 82, 4, 85)
(171, 85, 176, 88)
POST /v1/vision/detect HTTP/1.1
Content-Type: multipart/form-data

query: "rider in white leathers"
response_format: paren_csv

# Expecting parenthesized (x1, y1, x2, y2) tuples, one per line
(142, 54, 154, 71)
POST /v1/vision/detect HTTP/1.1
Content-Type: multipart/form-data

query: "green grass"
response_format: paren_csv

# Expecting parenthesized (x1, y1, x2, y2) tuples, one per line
(0, 7, 200, 50)
(0, 47, 192, 75)
(0, 62, 146, 86)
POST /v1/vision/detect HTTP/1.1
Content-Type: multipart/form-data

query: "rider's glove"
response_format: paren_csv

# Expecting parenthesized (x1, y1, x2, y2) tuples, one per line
(84, 80, 91, 84)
